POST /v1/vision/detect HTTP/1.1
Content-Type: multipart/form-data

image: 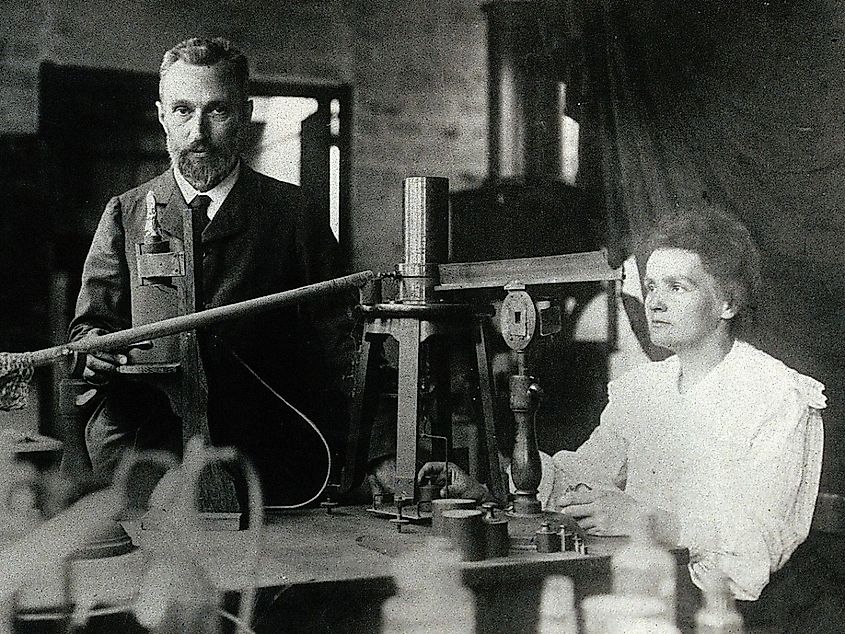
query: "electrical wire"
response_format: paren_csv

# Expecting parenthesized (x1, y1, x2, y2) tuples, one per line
(16, 348, 329, 632)
(228, 349, 332, 510)
(217, 606, 259, 634)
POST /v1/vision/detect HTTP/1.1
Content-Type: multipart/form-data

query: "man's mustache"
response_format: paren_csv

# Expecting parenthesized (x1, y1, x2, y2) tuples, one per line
(182, 142, 221, 155)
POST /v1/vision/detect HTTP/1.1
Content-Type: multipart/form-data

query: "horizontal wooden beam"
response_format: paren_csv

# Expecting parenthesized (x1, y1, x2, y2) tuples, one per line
(436, 251, 622, 291)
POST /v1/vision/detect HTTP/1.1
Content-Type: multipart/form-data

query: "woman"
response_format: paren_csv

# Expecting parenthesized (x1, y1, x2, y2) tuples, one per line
(421, 208, 825, 602)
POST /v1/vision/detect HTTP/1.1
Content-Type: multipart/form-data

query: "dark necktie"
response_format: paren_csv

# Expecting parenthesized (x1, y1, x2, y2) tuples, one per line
(189, 195, 212, 309)
(189, 194, 212, 233)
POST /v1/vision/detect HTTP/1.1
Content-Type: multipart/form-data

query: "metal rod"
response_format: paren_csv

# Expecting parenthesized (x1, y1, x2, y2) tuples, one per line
(27, 271, 375, 368)
(420, 432, 449, 498)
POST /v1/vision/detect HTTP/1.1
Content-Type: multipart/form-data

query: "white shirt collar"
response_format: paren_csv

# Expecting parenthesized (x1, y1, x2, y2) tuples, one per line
(173, 161, 241, 221)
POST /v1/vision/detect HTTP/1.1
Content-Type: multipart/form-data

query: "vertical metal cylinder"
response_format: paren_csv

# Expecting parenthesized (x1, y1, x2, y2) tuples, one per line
(535, 521, 561, 553)
(442, 509, 485, 562)
(397, 176, 449, 303)
(484, 517, 510, 558)
(402, 176, 449, 265)
(431, 498, 477, 536)
(132, 240, 181, 366)
(417, 480, 440, 515)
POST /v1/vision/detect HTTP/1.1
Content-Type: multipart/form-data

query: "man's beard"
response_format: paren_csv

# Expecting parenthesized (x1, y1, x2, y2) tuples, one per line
(169, 139, 238, 192)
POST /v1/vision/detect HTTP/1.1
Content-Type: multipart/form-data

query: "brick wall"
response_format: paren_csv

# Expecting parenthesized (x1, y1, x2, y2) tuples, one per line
(350, 0, 488, 272)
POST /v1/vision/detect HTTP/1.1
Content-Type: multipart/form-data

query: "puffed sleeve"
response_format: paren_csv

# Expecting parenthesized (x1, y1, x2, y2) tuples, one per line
(680, 373, 825, 600)
(535, 378, 630, 509)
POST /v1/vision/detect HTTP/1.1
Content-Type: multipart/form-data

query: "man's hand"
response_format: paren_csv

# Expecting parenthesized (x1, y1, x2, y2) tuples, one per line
(80, 328, 129, 386)
(417, 462, 489, 501)
(557, 486, 640, 536)
(367, 456, 396, 496)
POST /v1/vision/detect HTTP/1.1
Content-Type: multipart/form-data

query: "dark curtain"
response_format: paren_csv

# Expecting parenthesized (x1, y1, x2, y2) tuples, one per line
(568, 0, 845, 492)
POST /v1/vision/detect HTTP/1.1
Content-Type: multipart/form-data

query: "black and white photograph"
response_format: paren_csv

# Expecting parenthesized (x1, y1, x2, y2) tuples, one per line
(0, 1, 842, 632)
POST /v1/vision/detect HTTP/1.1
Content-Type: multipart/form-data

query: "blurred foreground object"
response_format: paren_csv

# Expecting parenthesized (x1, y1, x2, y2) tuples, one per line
(695, 573, 744, 634)
(611, 511, 676, 623)
(381, 537, 475, 633)
(0, 436, 263, 633)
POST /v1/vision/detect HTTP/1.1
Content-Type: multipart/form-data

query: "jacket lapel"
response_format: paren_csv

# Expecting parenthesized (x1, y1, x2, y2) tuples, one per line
(154, 170, 188, 240)
(203, 167, 251, 243)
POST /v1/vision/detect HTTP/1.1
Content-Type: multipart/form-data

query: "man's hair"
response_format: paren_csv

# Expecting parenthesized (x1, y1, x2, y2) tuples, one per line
(159, 37, 249, 98)
(636, 207, 763, 336)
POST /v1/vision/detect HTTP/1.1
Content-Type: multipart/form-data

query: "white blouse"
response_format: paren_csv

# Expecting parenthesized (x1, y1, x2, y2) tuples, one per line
(537, 340, 825, 601)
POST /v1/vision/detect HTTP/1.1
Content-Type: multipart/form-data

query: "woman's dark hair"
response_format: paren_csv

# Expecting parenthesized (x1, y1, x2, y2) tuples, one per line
(636, 208, 762, 336)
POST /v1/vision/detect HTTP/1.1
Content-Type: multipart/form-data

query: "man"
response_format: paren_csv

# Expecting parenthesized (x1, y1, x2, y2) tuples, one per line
(69, 37, 354, 505)
(421, 208, 825, 604)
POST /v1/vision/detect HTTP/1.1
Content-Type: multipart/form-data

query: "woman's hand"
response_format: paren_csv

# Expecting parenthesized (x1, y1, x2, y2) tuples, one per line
(557, 486, 640, 536)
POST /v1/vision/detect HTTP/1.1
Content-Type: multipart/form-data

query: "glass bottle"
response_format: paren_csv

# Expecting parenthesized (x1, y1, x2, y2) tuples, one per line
(538, 575, 577, 634)
(611, 510, 676, 624)
(695, 573, 745, 634)
(381, 537, 475, 634)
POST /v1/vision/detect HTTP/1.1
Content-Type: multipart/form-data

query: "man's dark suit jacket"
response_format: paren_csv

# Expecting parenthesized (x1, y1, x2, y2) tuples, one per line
(69, 165, 355, 505)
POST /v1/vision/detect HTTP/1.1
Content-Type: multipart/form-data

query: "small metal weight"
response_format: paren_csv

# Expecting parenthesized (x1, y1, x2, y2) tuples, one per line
(559, 525, 575, 552)
(417, 477, 439, 515)
(481, 503, 509, 559)
(572, 533, 587, 555)
(535, 521, 561, 553)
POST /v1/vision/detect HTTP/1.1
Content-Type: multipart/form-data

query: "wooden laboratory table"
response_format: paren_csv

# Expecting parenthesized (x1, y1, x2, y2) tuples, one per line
(14, 505, 700, 633)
